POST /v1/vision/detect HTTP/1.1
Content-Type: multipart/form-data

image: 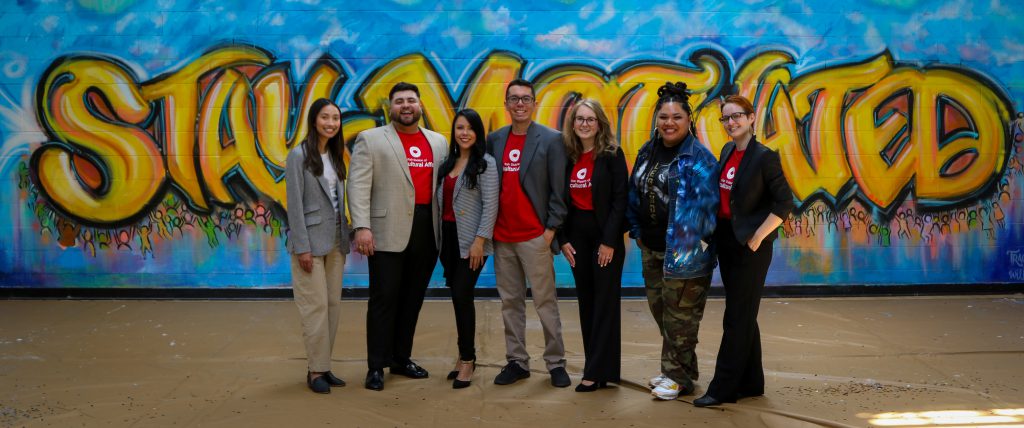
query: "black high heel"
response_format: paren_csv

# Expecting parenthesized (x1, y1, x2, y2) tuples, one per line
(574, 380, 607, 392)
(452, 360, 475, 389)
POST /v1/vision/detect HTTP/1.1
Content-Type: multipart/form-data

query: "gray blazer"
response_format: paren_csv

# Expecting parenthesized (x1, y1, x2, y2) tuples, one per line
(435, 154, 499, 257)
(285, 145, 351, 256)
(347, 123, 449, 252)
(486, 122, 568, 249)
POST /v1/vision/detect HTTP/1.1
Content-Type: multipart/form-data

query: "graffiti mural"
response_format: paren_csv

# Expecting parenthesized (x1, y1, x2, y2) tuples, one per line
(1, 0, 1022, 288)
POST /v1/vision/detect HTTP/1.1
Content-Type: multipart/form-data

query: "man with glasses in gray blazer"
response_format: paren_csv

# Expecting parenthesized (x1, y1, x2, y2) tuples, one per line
(486, 79, 570, 388)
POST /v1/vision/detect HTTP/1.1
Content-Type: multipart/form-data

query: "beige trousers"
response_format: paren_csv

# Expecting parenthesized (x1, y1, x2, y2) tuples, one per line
(291, 248, 346, 372)
(494, 235, 566, 371)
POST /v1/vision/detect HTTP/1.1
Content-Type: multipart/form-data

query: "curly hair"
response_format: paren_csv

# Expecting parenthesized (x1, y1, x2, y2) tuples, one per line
(654, 81, 697, 137)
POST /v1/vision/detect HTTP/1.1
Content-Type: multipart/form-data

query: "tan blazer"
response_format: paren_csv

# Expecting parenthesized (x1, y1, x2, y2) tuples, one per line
(347, 123, 449, 252)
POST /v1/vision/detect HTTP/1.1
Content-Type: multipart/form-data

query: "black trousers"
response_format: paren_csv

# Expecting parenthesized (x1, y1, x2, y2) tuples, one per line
(706, 218, 773, 400)
(366, 205, 438, 370)
(566, 210, 623, 382)
(439, 220, 484, 361)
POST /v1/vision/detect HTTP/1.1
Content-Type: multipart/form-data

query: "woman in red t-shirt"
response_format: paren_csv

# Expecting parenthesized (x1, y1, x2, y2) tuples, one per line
(556, 99, 628, 392)
(434, 109, 499, 389)
(694, 95, 794, 407)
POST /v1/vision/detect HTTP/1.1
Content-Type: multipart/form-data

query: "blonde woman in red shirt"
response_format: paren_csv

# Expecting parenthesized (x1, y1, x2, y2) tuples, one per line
(557, 99, 628, 392)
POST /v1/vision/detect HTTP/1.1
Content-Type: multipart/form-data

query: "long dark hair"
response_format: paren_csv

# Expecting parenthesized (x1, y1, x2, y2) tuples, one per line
(302, 98, 345, 180)
(438, 109, 487, 189)
(654, 81, 697, 138)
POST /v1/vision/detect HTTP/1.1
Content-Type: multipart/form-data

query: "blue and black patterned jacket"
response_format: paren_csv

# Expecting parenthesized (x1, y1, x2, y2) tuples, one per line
(627, 134, 719, 279)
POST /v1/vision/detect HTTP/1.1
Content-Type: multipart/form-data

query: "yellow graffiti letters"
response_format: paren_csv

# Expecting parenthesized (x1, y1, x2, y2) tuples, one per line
(32, 45, 1013, 227)
(727, 51, 1010, 211)
(533, 52, 726, 160)
(454, 52, 524, 132)
(140, 45, 273, 210)
(34, 56, 165, 225)
(36, 47, 348, 224)
(844, 65, 1010, 209)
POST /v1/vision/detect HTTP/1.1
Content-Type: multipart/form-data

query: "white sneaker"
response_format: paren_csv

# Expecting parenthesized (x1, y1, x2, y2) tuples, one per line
(652, 378, 680, 400)
(649, 373, 668, 388)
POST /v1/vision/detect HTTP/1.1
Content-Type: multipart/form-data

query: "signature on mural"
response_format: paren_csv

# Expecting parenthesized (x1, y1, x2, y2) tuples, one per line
(1008, 249, 1024, 268)
(1008, 249, 1024, 281)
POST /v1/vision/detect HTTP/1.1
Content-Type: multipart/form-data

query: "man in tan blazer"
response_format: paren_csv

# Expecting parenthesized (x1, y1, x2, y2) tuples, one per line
(347, 82, 448, 391)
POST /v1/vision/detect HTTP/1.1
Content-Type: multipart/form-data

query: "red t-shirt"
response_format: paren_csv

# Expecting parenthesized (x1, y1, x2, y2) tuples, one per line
(718, 148, 746, 219)
(397, 130, 434, 205)
(442, 174, 457, 222)
(569, 151, 595, 210)
(494, 133, 544, 242)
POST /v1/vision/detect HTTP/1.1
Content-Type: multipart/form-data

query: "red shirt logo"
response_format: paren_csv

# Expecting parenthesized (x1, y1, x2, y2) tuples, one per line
(505, 148, 522, 172)
(409, 146, 422, 158)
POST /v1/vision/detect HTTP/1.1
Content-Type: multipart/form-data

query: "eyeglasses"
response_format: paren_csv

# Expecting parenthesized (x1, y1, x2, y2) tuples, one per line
(718, 112, 751, 123)
(506, 96, 535, 105)
(574, 116, 598, 125)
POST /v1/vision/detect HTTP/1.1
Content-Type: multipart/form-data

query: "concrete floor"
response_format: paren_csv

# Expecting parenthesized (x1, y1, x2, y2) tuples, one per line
(1, 295, 1022, 427)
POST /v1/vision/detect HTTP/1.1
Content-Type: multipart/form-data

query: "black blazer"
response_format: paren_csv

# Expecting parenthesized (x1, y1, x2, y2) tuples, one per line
(718, 137, 795, 244)
(557, 147, 629, 249)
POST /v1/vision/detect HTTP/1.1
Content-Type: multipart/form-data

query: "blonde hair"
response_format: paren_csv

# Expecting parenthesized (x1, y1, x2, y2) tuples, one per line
(562, 98, 618, 163)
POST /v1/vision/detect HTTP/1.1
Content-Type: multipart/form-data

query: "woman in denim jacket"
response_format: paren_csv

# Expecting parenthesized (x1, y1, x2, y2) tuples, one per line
(626, 82, 719, 401)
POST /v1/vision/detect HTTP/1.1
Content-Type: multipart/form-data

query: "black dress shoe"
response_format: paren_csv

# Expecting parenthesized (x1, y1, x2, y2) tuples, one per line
(364, 369, 384, 391)
(574, 380, 607, 392)
(693, 395, 724, 407)
(323, 371, 346, 387)
(389, 362, 429, 379)
(307, 372, 330, 394)
(494, 361, 531, 385)
(447, 370, 458, 380)
(549, 367, 571, 388)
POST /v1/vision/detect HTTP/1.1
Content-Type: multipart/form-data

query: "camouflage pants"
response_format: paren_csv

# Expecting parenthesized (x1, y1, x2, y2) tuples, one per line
(641, 248, 711, 386)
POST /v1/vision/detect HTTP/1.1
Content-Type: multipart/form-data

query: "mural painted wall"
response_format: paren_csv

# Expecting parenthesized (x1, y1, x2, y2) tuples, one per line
(1, 0, 1022, 289)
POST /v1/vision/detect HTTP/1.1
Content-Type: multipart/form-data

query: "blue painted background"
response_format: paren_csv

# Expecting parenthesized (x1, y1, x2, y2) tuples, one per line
(1, 0, 1022, 289)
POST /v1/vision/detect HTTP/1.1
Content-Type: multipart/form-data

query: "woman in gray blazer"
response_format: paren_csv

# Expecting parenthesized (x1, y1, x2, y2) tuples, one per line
(435, 109, 499, 389)
(285, 98, 351, 394)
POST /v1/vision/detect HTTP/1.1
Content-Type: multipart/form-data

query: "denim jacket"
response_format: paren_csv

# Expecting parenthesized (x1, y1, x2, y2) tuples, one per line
(627, 134, 719, 279)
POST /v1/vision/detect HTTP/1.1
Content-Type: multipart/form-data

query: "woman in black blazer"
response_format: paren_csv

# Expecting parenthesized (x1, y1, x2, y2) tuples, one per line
(694, 95, 794, 407)
(557, 99, 628, 392)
